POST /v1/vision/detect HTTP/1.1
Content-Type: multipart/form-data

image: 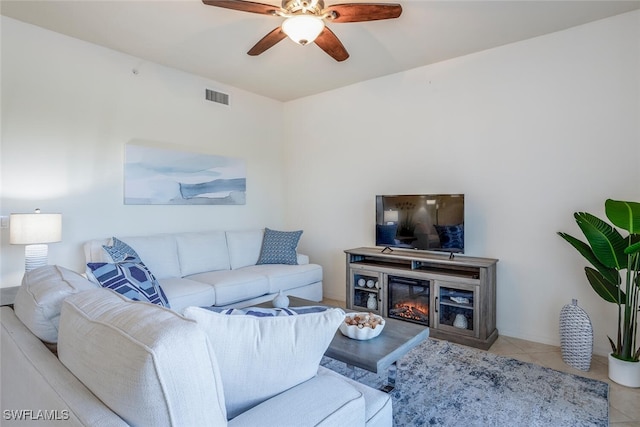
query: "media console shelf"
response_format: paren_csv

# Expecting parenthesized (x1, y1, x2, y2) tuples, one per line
(345, 247, 499, 350)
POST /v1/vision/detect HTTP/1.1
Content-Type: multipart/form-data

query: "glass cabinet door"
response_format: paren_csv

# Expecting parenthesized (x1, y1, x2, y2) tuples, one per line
(435, 281, 478, 337)
(350, 269, 383, 314)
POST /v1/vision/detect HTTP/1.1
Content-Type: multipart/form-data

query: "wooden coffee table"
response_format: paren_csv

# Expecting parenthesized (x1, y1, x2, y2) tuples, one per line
(260, 296, 430, 391)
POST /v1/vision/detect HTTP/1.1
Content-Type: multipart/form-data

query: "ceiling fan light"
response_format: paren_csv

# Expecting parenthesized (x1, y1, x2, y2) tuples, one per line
(282, 15, 325, 45)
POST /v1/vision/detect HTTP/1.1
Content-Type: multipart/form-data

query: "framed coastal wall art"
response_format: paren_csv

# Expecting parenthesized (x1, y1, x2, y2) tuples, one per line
(124, 144, 246, 205)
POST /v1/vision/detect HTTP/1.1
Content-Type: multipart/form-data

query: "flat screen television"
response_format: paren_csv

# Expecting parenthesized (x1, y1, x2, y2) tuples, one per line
(375, 194, 465, 253)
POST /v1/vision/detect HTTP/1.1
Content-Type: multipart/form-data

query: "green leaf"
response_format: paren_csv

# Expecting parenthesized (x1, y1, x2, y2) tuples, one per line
(585, 267, 625, 304)
(606, 199, 640, 234)
(575, 212, 627, 269)
(560, 200, 640, 363)
(608, 336, 618, 354)
(557, 232, 620, 284)
(624, 240, 640, 255)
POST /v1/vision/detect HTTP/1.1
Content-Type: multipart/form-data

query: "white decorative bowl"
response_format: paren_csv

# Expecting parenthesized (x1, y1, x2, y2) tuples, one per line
(339, 313, 385, 340)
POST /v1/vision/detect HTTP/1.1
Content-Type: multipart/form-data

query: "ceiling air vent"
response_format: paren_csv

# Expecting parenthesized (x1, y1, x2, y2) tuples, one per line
(205, 89, 230, 106)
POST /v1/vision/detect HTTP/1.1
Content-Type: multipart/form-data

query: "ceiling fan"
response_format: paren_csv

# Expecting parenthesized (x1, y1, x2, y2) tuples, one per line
(202, 0, 402, 62)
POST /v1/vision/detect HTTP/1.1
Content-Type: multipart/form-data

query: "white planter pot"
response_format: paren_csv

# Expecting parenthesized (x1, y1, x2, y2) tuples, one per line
(608, 354, 640, 388)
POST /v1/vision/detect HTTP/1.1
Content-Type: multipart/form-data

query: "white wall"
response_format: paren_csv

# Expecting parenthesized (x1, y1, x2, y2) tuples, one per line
(283, 11, 640, 355)
(1, 17, 286, 286)
(2, 11, 639, 356)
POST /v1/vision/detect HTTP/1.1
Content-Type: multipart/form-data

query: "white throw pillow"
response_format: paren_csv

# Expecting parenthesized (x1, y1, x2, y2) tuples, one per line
(184, 305, 345, 419)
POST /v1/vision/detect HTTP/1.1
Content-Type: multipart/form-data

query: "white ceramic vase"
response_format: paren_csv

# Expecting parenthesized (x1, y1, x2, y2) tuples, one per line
(559, 299, 593, 372)
(273, 290, 289, 308)
(367, 293, 377, 310)
(453, 313, 468, 329)
(608, 354, 640, 388)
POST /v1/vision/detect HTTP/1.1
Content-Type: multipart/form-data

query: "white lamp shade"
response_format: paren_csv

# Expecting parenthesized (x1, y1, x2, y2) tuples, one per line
(383, 210, 399, 223)
(282, 15, 325, 45)
(9, 213, 62, 244)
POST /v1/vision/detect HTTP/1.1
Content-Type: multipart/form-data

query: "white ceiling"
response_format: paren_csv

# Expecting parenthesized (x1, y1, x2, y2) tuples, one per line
(2, 0, 639, 101)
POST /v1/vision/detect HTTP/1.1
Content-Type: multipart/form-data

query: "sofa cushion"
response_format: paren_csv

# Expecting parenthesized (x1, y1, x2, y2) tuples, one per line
(84, 238, 113, 264)
(158, 277, 216, 313)
(1, 307, 130, 427)
(318, 366, 393, 427)
(226, 230, 264, 269)
(117, 235, 181, 279)
(257, 228, 302, 265)
(58, 289, 228, 427)
(13, 265, 98, 344)
(227, 375, 365, 427)
(187, 269, 270, 306)
(242, 263, 323, 294)
(102, 237, 141, 263)
(183, 305, 345, 419)
(176, 231, 231, 276)
(87, 261, 170, 308)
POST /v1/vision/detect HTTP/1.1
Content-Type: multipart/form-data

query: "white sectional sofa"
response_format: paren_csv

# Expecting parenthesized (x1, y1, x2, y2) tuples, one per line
(1, 266, 393, 426)
(84, 229, 323, 313)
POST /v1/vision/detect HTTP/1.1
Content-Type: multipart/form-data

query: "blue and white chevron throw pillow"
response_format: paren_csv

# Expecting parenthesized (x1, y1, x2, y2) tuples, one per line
(102, 237, 141, 263)
(204, 306, 328, 317)
(87, 261, 170, 308)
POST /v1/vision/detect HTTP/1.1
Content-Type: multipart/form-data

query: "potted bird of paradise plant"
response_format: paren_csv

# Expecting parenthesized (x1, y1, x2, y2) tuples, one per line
(558, 199, 640, 387)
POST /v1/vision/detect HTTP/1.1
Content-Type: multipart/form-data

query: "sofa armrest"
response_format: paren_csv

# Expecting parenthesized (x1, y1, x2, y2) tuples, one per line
(228, 374, 365, 427)
(318, 367, 392, 427)
(296, 254, 309, 265)
(1, 307, 128, 427)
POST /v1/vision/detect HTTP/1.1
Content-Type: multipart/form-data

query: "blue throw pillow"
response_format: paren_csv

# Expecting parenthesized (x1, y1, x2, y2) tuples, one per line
(102, 237, 141, 263)
(87, 261, 170, 308)
(203, 306, 328, 317)
(433, 224, 464, 250)
(376, 224, 398, 245)
(257, 228, 302, 265)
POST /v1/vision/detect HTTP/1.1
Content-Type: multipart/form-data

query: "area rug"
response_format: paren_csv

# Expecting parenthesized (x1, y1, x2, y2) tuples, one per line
(320, 338, 609, 426)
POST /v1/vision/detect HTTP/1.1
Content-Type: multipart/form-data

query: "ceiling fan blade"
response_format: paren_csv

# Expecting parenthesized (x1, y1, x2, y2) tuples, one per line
(247, 27, 287, 56)
(202, 0, 280, 15)
(325, 3, 402, 23)
(314, 27, 349, 62)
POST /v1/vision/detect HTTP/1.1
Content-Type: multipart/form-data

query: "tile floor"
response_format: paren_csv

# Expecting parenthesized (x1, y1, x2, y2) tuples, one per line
(322, 298, 639, 426)
(488, 335, 640, 427)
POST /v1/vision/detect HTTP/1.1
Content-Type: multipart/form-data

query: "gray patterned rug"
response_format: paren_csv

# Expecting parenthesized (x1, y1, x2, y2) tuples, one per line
(321, 338, 609, 426)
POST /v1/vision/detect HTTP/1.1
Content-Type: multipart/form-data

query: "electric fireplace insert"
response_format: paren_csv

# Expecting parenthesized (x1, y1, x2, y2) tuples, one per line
(387, 275, 430, 326)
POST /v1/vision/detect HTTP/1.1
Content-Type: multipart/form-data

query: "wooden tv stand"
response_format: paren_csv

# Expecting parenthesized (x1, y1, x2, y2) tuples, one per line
(345, 247, 499, 350)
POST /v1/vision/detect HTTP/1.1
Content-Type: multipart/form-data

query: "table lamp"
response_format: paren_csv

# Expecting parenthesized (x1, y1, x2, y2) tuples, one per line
(383, 210, 399, 225)
(9, 209, 62, 272)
